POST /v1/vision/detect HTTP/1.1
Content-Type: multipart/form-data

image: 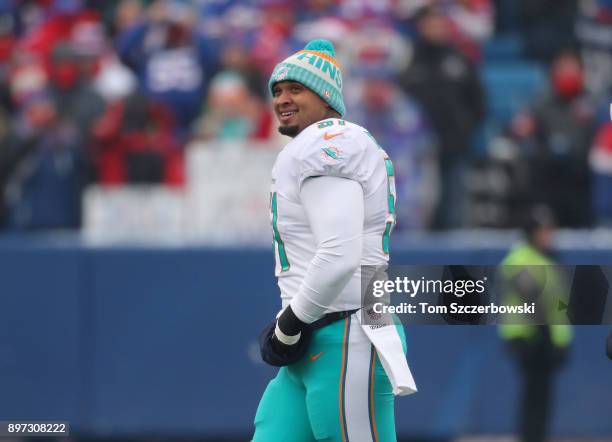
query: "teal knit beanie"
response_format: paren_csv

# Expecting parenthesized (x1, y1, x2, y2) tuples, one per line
(269, 39, 345, 117)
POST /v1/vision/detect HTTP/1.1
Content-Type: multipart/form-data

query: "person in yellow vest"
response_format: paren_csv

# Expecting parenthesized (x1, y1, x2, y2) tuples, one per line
(498, 205, 572, 442)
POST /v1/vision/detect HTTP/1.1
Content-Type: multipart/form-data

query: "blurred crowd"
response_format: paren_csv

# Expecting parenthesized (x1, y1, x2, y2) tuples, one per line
(1, 0, 612, 232)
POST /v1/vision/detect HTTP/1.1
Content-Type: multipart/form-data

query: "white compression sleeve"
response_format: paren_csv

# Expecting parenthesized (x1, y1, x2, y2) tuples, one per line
(289, 176, 364, 324)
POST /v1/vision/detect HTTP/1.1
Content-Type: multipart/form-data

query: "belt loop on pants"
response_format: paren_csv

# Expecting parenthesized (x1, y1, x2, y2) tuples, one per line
(309, 309, 359, 332)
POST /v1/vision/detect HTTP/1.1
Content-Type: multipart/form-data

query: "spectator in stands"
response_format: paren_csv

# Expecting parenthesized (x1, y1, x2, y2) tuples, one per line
(292, 2, 349, 58)
(447, 0, 495, 42)
(116, 0, 220, 143)
(439, 0, 495, 62)
(197, 0, 258, 41)
(0, 103, 8, 141)
(397, 5, 485, 229)
(248, 0, 301, 76)
(468, 115, 535, 228)
(589, 122, 612, 225)
(69, 5, 107, 75)
(0, 88, 23, 226)
(8, 53, 48, 108)
(392, 0, 494, 62)
(102, 0, 143, 36)
(218, 38, 267, 99)
(192, 71, 273, 142)
(509, 49, 596, 227)
(575, 0, 612, 96)
(0, 2, 16, 95)
(47, 42, 105, 135)
(1, 91, 84, 229)
(20, 0, 102, 61)
(0, 1, 11, 131)
(93, 52, 138, 105)
(296, 0, 341, 22)
(343, 16, 412, 83)
(90, 92, 183, 186)
(339, 0, 395, 21)
(350, 64, 438, 230)
(14, 1, 107, 143)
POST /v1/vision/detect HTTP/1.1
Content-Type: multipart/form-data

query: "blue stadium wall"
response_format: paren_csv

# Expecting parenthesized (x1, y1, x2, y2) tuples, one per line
(0, 239, 611, 438)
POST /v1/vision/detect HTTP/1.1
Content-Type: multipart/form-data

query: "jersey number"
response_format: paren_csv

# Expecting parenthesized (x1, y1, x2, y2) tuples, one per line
(317, 119, 346, 129)
(366, 129, 397, 254)
(271, 192, 290, 271)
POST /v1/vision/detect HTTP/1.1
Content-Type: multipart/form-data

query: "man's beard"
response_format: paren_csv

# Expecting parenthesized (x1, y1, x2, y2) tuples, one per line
(278, 124, 300, 138)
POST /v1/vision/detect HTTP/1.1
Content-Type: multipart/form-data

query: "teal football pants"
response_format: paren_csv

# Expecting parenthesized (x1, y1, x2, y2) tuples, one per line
(253, 314, 406, 441)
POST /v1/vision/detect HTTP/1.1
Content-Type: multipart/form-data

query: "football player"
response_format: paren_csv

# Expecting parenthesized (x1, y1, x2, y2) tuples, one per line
(254, 39, 416, 442)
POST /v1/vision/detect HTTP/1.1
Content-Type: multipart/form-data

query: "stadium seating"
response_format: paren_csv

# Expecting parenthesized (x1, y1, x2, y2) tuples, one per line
(473, 61, 547, 153)
(483, 33, 524, 61)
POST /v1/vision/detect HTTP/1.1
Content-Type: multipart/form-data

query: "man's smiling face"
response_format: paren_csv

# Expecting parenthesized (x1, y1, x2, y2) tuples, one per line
(272, 81, 330, 137)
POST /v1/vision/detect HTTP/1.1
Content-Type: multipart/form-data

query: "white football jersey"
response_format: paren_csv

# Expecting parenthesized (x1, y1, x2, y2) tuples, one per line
(270, 118, 397, 312)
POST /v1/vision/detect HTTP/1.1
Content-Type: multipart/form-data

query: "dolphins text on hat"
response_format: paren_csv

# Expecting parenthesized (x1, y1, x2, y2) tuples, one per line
(296, 51, 343, 89)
